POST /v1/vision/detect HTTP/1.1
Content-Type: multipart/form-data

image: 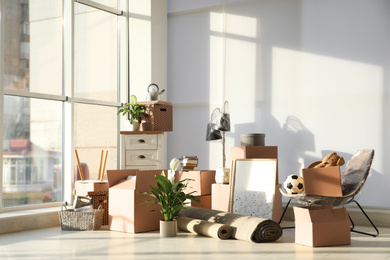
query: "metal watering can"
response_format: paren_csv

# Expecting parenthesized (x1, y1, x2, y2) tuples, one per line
(146, 83, 165, 101)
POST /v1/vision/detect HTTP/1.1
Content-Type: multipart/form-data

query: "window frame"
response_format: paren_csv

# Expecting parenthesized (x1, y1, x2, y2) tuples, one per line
(0, 0, 128, 212)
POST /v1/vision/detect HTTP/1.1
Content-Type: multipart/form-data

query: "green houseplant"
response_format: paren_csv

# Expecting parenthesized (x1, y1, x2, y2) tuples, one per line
(139, 172, 200, 237)
(117, 95, 146, 130)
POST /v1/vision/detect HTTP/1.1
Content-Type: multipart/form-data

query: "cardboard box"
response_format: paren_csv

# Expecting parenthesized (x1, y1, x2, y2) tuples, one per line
(107, 169, 163, 233)
(294, 206, 351, 247)
(212, 183, 230, 211)
(175, 170, 216, 196)
(191, 195, 211, 209)
(139, 101, 173, 132)
(272, 183, 283, 222)
(302, 166, 343, 196)
(74, 180, 109, 197)
(230, 146, 278, 181)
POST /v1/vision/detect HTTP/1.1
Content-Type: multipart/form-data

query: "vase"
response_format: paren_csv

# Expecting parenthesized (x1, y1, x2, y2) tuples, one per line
(215, 167, 230, 184)
(160, 219, 177, 237)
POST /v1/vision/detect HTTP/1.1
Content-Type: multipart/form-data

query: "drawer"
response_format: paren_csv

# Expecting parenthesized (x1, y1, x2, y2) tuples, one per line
(124, 134, 158, 150)
(125, 165, 159, 170)
(125, 150, 159, 166)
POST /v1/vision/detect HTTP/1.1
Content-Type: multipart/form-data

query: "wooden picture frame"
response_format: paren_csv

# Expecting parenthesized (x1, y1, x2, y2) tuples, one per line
(229, 159, 278, 219)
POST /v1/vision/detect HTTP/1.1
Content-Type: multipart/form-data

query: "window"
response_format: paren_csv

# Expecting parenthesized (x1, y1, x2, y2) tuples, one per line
(0, 0, 127, 211)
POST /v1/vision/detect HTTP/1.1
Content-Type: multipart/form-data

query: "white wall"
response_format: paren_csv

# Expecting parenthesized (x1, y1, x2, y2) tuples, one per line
(167, 0, 390, 208)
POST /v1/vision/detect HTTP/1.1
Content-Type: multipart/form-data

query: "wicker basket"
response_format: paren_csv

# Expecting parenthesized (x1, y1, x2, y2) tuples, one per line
(59, 205, 103, 231)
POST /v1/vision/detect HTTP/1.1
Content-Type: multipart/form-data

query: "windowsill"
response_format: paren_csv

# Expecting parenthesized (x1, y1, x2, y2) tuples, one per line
(0, 206, 61, 234)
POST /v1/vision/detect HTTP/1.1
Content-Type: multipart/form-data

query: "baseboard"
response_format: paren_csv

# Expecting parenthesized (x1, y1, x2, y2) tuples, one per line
(279, 203, 390, 228)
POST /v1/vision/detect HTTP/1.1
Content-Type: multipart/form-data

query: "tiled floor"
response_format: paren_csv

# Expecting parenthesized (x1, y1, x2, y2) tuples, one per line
(0, 224, 389, 259)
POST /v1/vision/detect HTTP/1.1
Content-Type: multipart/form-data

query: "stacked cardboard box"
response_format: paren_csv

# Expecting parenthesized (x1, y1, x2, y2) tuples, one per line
(175, 170, 215, 209)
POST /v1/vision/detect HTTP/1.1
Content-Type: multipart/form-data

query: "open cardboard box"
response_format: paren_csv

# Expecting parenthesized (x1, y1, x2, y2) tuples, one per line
(74, 180, 109, 197)
(175, 170, 216, 196)
(107, 169, 163, 233)
(302, 166, 343, 196)
(294, 205, 351, 247)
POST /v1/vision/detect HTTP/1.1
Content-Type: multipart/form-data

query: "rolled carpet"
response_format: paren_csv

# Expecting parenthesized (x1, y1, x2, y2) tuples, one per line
(177, 216, 232, 239)
(180, 207, 282, 243)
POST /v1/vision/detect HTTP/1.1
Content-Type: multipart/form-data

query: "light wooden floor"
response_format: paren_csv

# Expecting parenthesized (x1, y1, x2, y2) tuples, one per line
(0, 224, 389, 259)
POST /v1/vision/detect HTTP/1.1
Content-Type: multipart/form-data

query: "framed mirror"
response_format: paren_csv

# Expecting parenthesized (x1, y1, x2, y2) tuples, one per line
(229, 159, 278, 219)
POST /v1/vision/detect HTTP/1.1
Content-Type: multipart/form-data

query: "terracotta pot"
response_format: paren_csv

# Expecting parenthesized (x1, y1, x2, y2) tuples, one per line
(160, 219, 177, 237)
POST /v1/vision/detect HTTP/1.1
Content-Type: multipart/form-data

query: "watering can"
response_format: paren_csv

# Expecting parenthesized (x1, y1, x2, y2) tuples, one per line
(146, 83, 165, 101)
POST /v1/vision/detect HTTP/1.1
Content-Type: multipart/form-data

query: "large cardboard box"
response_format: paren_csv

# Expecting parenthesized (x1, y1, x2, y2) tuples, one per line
(74, 180, 109, 197)
(175, 170, 216, 196)
(294, 206, 351, 247)
(191, 195, 212, 209)
(139, 101, 173, 132)
(107, 169, 163, 233)
(302, 166, 343, 196)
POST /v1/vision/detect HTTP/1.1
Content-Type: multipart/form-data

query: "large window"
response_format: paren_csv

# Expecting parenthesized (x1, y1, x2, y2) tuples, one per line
(1, 0, 126, 211)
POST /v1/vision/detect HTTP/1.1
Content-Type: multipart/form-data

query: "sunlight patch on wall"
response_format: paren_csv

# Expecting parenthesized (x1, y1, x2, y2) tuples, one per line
(271, 47, 383, 154)
(210, 11, 259, 123)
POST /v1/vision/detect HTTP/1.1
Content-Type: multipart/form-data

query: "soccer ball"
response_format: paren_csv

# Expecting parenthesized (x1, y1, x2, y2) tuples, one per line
(283, 174, 304, 194)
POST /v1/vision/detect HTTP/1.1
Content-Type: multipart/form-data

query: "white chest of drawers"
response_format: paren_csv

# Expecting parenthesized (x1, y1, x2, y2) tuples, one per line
(120, 131, 165, 170)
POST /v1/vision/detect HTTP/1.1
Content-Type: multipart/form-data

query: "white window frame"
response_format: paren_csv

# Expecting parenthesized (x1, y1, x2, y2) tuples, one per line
(0, 0, 128, 212)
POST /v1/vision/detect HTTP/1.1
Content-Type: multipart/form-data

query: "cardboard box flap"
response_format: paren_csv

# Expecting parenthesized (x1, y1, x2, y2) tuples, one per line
(107, 169, 138, 188)
(135, 170, 167, 192)
(112, 178, 136, 190)
(308, 208, 348, 223)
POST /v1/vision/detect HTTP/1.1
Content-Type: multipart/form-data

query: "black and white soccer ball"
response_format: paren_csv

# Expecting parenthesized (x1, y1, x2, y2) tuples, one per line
(283, 174, 304, 194)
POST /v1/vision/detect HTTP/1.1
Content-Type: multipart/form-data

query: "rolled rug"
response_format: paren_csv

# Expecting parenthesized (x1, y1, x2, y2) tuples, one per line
(177, 216, 232, 240)
(180, 207, 282, 243)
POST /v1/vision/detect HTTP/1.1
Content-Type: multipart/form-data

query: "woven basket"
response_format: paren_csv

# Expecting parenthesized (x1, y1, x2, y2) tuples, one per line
(59, 205, 103, 231)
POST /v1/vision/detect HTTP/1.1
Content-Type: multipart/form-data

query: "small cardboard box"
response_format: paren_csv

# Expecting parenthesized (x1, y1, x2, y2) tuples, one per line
(230, 146, 278, 181)
(211, 183, 230, 211)
(302, 166, 343, 196)
(107, 169, 163, 233)
(294, 206, 351, 247)
(75, 180, 109, 197)
(175, 170, 216, 196)
(139, 100, 173, 132)
(191, 195, 212, 209)
(230, 146, 278, 161)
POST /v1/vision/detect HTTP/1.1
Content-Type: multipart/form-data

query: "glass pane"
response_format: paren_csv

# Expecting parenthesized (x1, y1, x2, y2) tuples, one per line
(3, 96, 63, 207)
(74, 104, 117, 180)
(74, 3, 118, 103)
(3, 0, 62, 95)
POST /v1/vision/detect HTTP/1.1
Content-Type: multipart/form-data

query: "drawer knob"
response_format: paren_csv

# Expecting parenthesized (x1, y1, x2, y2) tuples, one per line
(137, 139, 146, 143)
(138, 155, 146, 159)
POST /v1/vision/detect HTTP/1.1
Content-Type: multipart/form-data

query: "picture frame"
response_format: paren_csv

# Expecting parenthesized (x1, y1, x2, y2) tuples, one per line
(229, 159, 278, 219)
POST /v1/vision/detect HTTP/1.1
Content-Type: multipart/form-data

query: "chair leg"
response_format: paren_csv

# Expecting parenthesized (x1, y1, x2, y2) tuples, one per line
(348, 200, 379, 237)
(278, 199, 295, 229)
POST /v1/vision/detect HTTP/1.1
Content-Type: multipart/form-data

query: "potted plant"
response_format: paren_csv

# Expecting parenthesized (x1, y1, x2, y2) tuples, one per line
(139, 171, 200, 237)
(117, 95, 146, 131)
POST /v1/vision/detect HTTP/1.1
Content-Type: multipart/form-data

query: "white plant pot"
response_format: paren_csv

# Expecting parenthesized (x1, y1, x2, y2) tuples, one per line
(160, 219, 177, 237)
(125, 120, 140, 131)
